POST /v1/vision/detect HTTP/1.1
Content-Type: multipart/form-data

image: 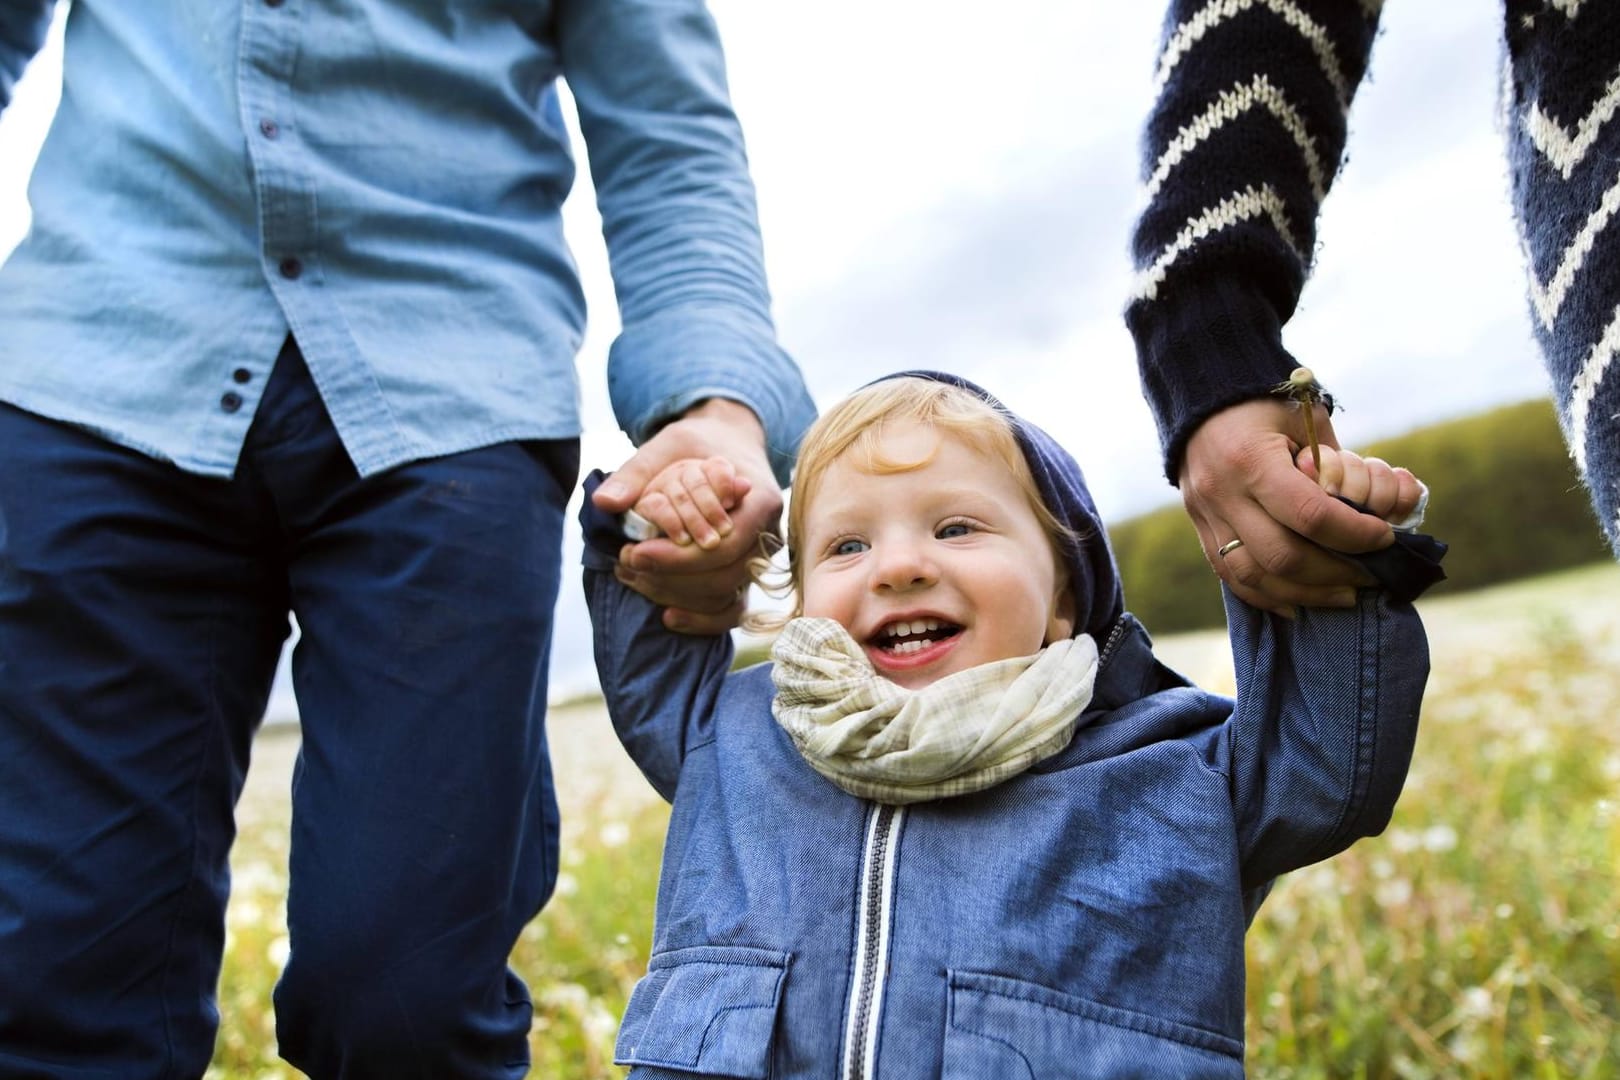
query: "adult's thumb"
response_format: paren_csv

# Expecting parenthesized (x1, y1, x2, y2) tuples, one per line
(590, 464, 647, 512)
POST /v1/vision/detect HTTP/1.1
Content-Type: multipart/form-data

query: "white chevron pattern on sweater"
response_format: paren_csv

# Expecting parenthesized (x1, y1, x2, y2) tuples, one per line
(1144, 74, 1327, 202)
(1524, 164, 1620, 329)
(1550, 0, 1588, 18)
(1132, 185, 1299, 301)
(1154, 0, 1351, 111)
(1569, 302, 1620, 475)
(1527, 65, 1620, 179)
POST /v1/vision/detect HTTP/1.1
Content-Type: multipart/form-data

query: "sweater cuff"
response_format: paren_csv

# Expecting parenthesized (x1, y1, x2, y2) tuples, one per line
(1128, 275, 1309, 485)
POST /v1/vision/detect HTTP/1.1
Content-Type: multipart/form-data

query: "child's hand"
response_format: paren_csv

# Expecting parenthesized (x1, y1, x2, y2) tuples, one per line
(629, 455, 751, 551)
(1295, 446, 1425, 525)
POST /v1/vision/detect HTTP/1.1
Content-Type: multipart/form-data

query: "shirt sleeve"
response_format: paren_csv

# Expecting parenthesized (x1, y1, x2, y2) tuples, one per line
(580, 472, 738, 801)
(555, 0, 815, 488)
(1222, 586, 1429, 893)
(0, 0, 57, 111)
(1125, 0, 1382, 483)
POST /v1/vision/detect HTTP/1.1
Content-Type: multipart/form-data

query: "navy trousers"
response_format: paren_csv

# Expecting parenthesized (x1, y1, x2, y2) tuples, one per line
(0, 342, 577, 1078)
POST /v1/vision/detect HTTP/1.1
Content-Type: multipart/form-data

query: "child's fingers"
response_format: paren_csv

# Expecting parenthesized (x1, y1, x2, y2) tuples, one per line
(697, 456, 748, 510)
(1359, 457, 1402, 518)
(1334, 451, 1373, 506)
(1292, 445, 1429, 528)
(631, 489, 689, 545)
(624, 456, 753, 550)
(1298, 444, 1349, 496)
(1390, 467, 1425, 523)
(664, 459, 736, 550)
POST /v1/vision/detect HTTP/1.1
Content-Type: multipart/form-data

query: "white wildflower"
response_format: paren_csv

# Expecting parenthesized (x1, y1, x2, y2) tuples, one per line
(1422, 824, 1458, 852)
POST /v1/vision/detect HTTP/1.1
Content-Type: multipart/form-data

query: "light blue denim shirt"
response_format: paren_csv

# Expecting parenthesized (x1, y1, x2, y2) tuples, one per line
(0, 0, 813, 482)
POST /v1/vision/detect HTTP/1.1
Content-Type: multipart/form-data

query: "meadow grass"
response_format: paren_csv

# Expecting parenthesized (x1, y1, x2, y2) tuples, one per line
(208, 565, 1620, 1078)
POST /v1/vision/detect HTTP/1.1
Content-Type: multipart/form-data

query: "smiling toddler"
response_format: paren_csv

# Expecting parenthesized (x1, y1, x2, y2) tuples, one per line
(580, 372, 1436, 1078)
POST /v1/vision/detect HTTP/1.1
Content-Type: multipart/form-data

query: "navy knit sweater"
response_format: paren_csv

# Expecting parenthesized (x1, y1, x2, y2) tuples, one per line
(1127, 0, 1620, 554)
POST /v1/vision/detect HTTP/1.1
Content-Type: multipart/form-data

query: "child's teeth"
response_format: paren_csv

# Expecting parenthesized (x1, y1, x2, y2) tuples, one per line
(888, 618, 942, 640)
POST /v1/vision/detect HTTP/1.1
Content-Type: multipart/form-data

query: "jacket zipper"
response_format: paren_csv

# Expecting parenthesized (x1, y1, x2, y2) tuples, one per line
(1098, 616, 1129, 669)
(840, 802, 905, 1080)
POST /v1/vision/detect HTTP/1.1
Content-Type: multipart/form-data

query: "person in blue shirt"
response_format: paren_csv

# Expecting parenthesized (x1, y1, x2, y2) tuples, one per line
(582, 372, 1434, 1078)
(0, 2, 814, 1077)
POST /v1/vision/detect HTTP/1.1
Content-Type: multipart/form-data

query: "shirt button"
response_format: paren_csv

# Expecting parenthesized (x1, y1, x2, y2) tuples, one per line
(279, 257, 303, 280)
(221, 392, 244, 414)
(259, 118, 279, 139)
(233, 368, 253, 384)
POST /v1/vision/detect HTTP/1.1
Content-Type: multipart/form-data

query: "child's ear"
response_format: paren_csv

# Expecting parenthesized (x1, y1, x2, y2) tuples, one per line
(1045, 586, 1077, 644)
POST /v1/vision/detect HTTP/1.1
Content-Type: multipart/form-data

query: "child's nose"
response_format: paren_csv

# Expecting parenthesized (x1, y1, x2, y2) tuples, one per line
(871, 539, 937, 592)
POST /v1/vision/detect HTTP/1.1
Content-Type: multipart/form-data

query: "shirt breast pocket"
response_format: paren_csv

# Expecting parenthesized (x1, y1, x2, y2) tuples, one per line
(942, 969, 1244, 1080)
(615, 945, 791, 1078)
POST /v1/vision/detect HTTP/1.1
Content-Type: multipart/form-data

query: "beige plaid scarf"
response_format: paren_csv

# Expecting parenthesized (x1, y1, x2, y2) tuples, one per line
(770, 617, 1098, 804)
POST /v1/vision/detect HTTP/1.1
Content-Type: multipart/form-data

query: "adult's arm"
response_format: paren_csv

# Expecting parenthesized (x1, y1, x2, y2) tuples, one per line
(0, 1, 57, 111)
(1126, 0, 1392, 613)
(557, 0, 816, 631)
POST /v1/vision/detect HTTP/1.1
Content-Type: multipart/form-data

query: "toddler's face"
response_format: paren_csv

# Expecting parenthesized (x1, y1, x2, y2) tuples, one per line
(799, 422, 1075, 690)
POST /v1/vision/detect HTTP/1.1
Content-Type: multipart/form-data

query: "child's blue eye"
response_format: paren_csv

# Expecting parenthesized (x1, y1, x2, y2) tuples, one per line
(834, 538, 869, 556)
(937, 522, 972, 539)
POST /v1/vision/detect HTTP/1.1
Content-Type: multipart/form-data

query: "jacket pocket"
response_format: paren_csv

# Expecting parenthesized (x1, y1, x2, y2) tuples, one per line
(615, 945, 791, 1078)
(942, 970, 1244, 1080)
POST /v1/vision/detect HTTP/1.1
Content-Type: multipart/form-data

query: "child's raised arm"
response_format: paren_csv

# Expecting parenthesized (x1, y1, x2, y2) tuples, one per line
(581, 470, 740, 801)
(1222, 445, 1436, 896)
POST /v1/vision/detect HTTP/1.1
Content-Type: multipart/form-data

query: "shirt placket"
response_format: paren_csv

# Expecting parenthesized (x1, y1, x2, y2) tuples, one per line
(235, 0, 315, 416)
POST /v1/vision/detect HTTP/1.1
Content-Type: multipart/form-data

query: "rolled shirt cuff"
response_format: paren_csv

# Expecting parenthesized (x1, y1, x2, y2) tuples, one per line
(607, 305, 817, 488)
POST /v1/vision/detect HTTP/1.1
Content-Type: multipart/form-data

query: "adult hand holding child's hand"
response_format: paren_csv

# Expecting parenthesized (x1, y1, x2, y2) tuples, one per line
(591, 398, 782, 634)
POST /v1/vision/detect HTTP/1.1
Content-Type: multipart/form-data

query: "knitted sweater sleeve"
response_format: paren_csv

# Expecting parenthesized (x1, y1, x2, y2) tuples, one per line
(1125, 1, 1383, 483)
(1501, 3, 1620, 554)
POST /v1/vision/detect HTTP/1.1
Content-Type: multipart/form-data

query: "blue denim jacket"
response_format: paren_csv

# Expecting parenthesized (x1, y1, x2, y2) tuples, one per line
(584, 561, 1429, 1078)
(0, 0, 813, 482)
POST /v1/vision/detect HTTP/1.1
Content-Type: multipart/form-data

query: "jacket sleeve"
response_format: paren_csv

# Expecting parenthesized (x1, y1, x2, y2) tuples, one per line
(0, 1, 57, 111)
(554, 0, 815, 488)
(1125, 0, 1382, 483)
(580, 483, 737, 802)
(1223, 586, 1429, 892)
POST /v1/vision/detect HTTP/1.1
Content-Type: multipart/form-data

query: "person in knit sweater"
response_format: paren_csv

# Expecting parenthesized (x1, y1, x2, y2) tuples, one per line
(1127, 0, 1620, 611)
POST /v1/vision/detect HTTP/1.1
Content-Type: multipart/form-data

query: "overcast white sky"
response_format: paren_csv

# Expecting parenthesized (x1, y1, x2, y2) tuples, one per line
(0, 2, 1547, 702)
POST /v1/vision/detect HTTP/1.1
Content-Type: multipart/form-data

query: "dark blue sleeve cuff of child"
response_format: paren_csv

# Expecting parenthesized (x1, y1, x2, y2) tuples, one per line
(580, 469, 631, 567)
(1336, 496, 1448, 603)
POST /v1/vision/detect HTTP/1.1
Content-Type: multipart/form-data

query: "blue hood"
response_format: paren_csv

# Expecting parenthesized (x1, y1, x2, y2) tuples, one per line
(872, 371, 1126, 642)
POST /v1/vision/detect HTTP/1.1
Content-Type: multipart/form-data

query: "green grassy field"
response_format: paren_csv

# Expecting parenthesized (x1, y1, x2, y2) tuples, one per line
(207, 564, 1620, 1078)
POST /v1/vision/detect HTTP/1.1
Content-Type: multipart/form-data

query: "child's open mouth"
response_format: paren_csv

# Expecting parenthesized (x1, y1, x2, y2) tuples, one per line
(873, 618, 962, 656)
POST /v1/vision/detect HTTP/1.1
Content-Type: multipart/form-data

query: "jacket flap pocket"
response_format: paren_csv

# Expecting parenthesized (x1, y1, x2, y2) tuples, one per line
(944, 969, 1244, 1079)
(615, 945, 791, 1077)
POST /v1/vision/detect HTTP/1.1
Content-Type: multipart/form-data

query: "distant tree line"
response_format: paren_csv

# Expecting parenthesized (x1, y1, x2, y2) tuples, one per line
(1110, 398, 1611, 633)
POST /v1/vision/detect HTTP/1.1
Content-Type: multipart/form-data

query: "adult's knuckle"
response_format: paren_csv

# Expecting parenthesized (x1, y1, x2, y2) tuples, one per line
(1229, 561, 1267, 589)
(1262, 541, 1312, 580)
(1184, 469, 1225, 504)
(1290, 492, 1337, 536)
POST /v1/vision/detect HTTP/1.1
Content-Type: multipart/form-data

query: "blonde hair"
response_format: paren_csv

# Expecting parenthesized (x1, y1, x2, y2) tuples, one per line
(745, 377, 1074, 634)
